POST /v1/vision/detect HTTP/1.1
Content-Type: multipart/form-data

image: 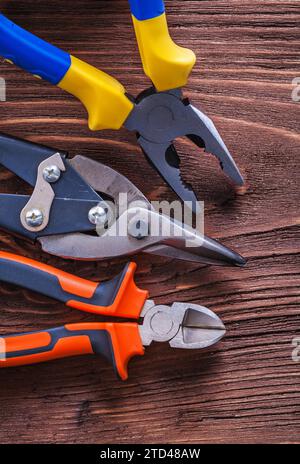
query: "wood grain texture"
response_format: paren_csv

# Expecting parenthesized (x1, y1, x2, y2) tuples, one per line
(0, 0, 299, 444)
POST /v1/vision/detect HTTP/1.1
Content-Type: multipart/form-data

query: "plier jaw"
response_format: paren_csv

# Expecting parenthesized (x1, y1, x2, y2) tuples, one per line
(139, 301, 226, 350)
(125, 87, 244, 213)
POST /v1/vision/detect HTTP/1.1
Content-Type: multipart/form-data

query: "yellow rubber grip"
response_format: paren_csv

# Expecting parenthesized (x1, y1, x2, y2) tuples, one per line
(132, 13, 196, 92)
(58, 56, 134, 131)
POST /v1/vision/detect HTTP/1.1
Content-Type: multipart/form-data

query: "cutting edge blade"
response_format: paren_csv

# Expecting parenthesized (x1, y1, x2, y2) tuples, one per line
(170, 303, 226, 349)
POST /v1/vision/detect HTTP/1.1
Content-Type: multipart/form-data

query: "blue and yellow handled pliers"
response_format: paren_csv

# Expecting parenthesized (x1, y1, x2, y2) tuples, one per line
(0, 1, 244, 213)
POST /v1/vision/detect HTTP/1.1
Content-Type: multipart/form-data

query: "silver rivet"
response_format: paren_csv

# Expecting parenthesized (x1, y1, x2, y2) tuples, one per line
(43, 165, 61, 183)
(25, 209, 44, 227)
(88, 206, 107, 226)
(128, 218, 149, 240)
(150, 310, 174, 337)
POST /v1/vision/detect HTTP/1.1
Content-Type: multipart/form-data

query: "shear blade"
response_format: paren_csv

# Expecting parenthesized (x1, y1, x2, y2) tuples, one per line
(168, 233, 247, 267)
(145, 233, 246, 267)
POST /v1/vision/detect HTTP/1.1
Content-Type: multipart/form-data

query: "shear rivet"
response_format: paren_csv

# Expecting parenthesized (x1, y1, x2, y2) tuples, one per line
(43, 165, 61, 183)
(25, 209, 44, 228)
(128, 219, 149, 240)
(88, 206, 107, 226)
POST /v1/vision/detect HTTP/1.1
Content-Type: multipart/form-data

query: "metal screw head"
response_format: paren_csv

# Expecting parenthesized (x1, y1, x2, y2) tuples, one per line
(25, 209, 44, 228)
(43, 165, 61, 183)
(128, 218, 149, 240)
(88, 205, 107, 226)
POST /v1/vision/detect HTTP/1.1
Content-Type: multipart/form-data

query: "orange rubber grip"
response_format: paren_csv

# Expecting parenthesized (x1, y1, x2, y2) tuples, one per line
(0, 323, 144, 380)
(0, 252, 149, 319)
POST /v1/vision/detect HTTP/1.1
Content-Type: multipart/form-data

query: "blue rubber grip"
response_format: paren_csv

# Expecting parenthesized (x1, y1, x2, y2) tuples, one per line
(0, 14, 71, 84)
(128, 0, 165, 20)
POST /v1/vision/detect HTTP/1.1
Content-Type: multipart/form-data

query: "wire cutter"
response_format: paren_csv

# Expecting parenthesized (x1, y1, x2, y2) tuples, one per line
(0, 252, 226, 379)
(0, 3, 244, 214)
(0, 133, 246, 266)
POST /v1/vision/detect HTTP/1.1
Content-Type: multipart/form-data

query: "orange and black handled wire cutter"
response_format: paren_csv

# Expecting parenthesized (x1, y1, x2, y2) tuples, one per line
(0, 251, 226, 380)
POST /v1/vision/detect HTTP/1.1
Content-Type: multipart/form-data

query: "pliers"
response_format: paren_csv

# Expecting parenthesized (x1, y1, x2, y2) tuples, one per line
(0, 3, 244, 214)
(0, 252, 226, 380)
(0, 133, 246, 267)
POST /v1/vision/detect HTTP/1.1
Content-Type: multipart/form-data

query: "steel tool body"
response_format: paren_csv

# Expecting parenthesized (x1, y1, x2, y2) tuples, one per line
(0, 252, 226, 379)
(0, 3, 244, 213)
(0, 133, 246, 266)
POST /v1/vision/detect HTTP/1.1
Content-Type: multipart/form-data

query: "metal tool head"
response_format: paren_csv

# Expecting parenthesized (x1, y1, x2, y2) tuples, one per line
(139, 300, 226, 349)
(37, 156, 245, 266)
(125, 88, 244, 213)
(0, 135, 245, 266)
(68, 155, 150, 209)
(39, 198, 246, 267)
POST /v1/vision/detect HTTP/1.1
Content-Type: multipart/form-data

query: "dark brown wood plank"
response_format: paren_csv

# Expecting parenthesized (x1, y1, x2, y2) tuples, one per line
(0, 0, 299, 444)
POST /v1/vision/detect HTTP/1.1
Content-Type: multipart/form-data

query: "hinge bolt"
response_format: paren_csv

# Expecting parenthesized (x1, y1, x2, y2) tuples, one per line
(128, 218, 149, 240)
(25, 209, 44, 228)
(88, 206, 108, 226)
(43, 165, 61, 183)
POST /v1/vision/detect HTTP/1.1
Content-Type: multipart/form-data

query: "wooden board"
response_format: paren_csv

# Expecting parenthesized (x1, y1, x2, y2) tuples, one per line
(0, 0, 299, 444)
